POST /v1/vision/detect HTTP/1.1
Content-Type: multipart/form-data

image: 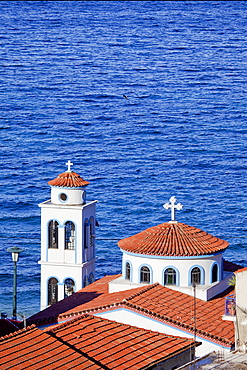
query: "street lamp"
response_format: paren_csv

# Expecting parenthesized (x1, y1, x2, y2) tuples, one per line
(7, 246, 24, 320)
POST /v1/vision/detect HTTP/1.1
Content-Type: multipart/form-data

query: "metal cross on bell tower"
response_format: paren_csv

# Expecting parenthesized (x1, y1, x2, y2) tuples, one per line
(163, 196, 183, 222)
(66, 160, 73, 172)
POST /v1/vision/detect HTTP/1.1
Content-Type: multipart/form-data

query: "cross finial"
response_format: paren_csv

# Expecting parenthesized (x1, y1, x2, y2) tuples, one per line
(163, 196, 183, 223)
(66, 160, 73, 172)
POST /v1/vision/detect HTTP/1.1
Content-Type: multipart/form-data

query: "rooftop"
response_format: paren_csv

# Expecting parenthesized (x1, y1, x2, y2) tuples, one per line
(28, 274, 235, 348)
(0, 324, 99, 369)
(48, 171, 90, 188)
(0, 315, 199, 370)
(118, 222, 229, 257)
(48, 314, 200, 370)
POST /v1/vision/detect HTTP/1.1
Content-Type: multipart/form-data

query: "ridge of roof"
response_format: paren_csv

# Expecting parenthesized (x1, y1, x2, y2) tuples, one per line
(0, 324, 37, 342)
(48, 171, 90, 188)
(122, 299, 231, 345)
(118, 222, 229, 257)
(48, 313, 199, 343)
(57, 283, 161, 321)
(124, 284, 234, 346)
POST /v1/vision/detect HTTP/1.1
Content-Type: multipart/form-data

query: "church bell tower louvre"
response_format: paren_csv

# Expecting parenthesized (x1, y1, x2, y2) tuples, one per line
(38, 161, 97, 311)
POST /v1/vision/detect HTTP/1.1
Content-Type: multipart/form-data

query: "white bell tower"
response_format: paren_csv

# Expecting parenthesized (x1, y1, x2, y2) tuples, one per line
(39, 161, 97, 311)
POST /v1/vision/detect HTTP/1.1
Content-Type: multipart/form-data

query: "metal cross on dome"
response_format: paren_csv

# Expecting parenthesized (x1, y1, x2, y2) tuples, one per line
(163, 196, 183, 222)
(66, 160, 73, 172)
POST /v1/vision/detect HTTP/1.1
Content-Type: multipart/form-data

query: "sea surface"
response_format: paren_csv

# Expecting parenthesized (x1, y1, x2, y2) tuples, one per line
(0, 1, 246, 318)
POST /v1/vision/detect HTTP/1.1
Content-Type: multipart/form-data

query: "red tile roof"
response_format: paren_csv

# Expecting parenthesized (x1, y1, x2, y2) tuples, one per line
(48, 171, 90, 188)
(118, 222, 229, 256)
(0, 325, 100, 369)
(28, 275, 143, 324)
(48, 314, 200, 370)
(235, 266, 247, 273)
(28, 274, 235, 348)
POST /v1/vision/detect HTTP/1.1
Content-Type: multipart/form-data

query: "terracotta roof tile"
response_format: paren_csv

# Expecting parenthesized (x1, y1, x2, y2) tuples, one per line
(28, 275, 142, 324)
(48, 314, 199, 369)
(234, 266, 247, 273)
(48, 171, 89, 188)
(118, 222, 229, 256)
(0, 325, 101, 370)
(29, 272, 235, 348)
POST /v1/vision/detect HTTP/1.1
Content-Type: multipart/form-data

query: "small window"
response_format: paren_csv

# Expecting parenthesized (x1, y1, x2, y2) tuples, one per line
(126, 262, 131, 280)
(89, 273, 94, 284)
(60, 193, 67, 202)
(164, 268, 176, 285)
(212, 264, 218, 283)
(140, 266, 150, 283)
(48, 277, 58, 305)
(65, 221, 75, 250)
(191, 267, 201, 285)
(64, 278, 75, 298)
(84, 219, 90, 249)
(48, 220, 59, 248)
(89, 216, 95, 247)
(84, 275, 89, 287)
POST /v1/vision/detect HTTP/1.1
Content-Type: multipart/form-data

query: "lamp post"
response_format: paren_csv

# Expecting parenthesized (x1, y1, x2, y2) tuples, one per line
(7, 247, 24, 320)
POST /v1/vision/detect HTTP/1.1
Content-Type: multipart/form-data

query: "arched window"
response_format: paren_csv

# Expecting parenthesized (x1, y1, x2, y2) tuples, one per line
(89, 216, 95, 247)
(48, 221, 59, 248)
(212, 264, 218, 283)
(126, 262, 131, 280)
(140, 266, 150, 283)
(89, 273, 94, 284)
(64, 278, 75, 298)
(84, 275, 89, 287)
(48, 277, 58, 305)
(191, 267, 201, 285)
(65, 221, 75, 250)
(84, 218, 89, 249)
(164, 268, 176, 285)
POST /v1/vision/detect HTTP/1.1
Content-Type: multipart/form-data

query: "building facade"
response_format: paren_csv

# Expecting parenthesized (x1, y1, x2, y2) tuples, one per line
(39, 161, 97, 310)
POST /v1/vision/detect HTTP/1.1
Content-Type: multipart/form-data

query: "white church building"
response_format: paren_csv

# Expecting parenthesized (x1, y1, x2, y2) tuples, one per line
(39, 161, 97, 310)
(31, 163, 241, 359)
(111, 195, 230, 301)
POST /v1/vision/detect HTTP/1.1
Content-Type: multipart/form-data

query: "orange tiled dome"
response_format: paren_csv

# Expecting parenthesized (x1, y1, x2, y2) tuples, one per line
(118, 222, 229, 257)
(48, 171, 90, 188)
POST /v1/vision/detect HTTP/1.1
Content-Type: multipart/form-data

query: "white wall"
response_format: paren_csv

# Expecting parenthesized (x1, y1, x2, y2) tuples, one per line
(39, 197, 97, 311)
(94, 308, 231, 358)
(235, 269, 247, 352)
(122, 251, 223, 287)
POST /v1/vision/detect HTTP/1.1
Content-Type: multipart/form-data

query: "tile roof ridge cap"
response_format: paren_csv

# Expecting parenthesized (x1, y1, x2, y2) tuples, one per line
(122, 283, 159, 302)
(47, 313, 91, 332)
(0, 323, 37, 341)
(57, 302, 120, 320)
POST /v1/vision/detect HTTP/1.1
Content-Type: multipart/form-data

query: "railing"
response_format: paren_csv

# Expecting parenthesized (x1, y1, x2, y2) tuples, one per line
(225, 294, 236, 316)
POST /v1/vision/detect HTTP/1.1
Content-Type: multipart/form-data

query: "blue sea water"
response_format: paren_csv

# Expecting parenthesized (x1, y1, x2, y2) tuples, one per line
(0, 1, 246, 318)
